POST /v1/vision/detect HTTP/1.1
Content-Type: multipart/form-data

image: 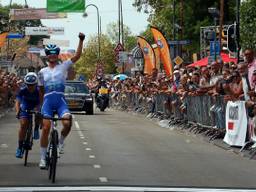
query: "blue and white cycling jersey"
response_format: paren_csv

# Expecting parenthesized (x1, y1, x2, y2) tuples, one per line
(38, 60, 73, 96)
(38, 60, 73, 118)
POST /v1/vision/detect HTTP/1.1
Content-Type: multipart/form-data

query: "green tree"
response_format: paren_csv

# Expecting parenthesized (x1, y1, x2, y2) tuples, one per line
(106, 22, 137, 51)
(74, 34, 116, 79)
(133, 0, 236, 54)
(240, 0, 256, 50)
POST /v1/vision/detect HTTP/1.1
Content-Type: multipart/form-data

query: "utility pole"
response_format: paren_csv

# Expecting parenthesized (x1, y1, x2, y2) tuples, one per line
(219, 0, 224, 50)
(172, 0, 176, 58)
(118, 0, 121, 44)
(180, 0, 184, 57)
(120, 0, 124, 48)
(235, 0, 241, 61)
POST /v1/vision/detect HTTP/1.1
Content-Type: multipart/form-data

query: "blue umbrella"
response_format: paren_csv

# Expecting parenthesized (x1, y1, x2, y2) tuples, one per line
(113, 74, 128, 80)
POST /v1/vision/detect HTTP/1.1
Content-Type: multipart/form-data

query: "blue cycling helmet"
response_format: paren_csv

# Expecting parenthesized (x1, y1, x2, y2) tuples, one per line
(24, 72, 38, 85)
(45, 44, 60, 56)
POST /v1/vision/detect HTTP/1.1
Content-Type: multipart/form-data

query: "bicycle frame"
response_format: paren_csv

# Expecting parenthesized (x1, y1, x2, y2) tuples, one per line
(19, 109, 39, 166)
(44, 114, 72, 183)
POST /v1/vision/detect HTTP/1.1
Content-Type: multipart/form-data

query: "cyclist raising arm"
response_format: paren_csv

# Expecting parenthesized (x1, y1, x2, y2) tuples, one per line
(38, 33, 85, 169)
(15, 72, 40, 158)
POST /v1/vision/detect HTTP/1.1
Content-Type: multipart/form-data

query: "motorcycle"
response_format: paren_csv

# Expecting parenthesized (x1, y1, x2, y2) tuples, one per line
(96, 87, 109, 112)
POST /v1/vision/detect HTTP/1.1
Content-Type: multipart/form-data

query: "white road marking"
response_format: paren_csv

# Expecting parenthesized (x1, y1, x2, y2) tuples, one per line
(74, 121, 80, 129)
(99, 177, 108, 182)
(0, 186, 253, 192)
(83, 142, 88, 145)
(78, 130, 83, 136)
(72, 114, 75, 119)
(93, 164, 101, 168)
(89, 155, 95, 159)
(85, 148, 91, 151)
(80, 136, 85, 139)
(0, 144, 8, 148)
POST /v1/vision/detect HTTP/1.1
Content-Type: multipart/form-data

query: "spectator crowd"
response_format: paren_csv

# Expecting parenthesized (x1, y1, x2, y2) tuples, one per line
(89, 49, 256, 133)
(0, 69, 23, 109)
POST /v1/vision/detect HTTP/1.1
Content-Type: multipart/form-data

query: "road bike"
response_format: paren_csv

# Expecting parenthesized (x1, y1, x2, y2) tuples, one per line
(18, 109, 40, 166)
(43, 114, 72, 183)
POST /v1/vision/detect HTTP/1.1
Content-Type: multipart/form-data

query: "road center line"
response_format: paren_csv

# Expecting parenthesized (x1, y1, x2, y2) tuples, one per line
(83, 142, 88, 145)
(89, 155, 95, 158)
(86, 148, 91, 151)
(99, 177, 108, 182)
(94, 164, 101, 168)
(74, 121, 80, 129)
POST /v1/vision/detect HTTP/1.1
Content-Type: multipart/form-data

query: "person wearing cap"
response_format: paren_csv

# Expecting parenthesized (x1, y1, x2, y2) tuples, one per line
(15, 72, 41, 159)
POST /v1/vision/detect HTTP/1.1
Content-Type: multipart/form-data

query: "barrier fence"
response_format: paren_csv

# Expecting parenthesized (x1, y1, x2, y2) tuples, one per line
(111, 92, 226, 130)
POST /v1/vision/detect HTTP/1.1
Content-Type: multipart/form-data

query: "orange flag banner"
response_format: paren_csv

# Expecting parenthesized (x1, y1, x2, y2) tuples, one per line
(137, 36, 156, 75)
(154, 47, 161, 71)
(0, 32, 8, 48)
(150, 26, 173, 76)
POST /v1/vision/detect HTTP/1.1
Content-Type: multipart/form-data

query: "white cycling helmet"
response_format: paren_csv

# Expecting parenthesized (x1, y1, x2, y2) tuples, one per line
(24, 72, 38, 85)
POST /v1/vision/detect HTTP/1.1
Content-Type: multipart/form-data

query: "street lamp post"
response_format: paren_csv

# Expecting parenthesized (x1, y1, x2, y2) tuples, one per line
(83, 4, 101, 60)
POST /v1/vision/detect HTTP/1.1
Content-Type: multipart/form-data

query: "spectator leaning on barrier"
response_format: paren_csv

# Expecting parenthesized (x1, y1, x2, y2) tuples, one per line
(199, 66, 211, 87)
(238, 62, 251, 101)
(219, 69, 232, 96)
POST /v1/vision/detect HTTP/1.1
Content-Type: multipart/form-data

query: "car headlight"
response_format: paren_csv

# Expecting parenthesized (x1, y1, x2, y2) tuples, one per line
(85, 98, 93, 101)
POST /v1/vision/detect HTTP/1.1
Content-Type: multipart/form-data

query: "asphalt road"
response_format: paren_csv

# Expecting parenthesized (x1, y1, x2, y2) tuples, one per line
(1, 108, 256, 190)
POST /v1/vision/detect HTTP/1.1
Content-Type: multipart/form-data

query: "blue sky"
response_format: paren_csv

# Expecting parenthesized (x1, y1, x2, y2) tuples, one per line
(1, 0, 149, 49)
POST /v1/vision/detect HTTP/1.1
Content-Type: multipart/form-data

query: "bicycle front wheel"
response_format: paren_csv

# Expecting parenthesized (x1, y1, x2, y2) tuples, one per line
(49, 130, 58, 183)
(24, 122, 33, 166)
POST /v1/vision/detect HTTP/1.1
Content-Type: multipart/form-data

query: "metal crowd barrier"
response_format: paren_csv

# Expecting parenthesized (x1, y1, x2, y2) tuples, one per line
(110, 92, 226, 130)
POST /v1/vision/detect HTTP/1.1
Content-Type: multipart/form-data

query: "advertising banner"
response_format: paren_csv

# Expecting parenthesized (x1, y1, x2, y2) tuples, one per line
(137, 36, 156, 75)
(25, 27, 64, 36)
(151, 26, 173, 77)
(0, 32, 8, 47)
(223, 101, 248, 146)
(47, 0, 85, 13)
(43, 39, 70, 47)
(10, 8, 67, 20)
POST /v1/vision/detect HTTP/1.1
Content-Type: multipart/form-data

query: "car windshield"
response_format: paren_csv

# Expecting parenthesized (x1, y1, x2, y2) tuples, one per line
(65, 83, 89, 94)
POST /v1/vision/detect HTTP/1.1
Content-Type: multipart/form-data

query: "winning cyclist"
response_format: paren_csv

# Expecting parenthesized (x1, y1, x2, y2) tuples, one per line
(15, 72, 40, 158)
(38, 33, 85, 169)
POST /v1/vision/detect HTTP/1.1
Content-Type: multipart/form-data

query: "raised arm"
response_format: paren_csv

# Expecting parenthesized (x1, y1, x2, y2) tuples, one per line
(71, 33, 85, 63)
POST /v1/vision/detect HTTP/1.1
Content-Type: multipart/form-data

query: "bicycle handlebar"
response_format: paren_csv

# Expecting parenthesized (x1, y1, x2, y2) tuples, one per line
(43, 116, 72, 121)
(17, 109, 72, 121)
(20, 109, 41, 115)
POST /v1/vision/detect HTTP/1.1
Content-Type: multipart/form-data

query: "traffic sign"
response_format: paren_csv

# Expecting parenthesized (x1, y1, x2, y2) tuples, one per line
(118, 51, 129, 63)
(210, 41, 220, 56)
(168, 40, 191, 45)
(114, 43, 124, 63)
(173, 56, 184, 65)
(7, 33, 24, 39)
